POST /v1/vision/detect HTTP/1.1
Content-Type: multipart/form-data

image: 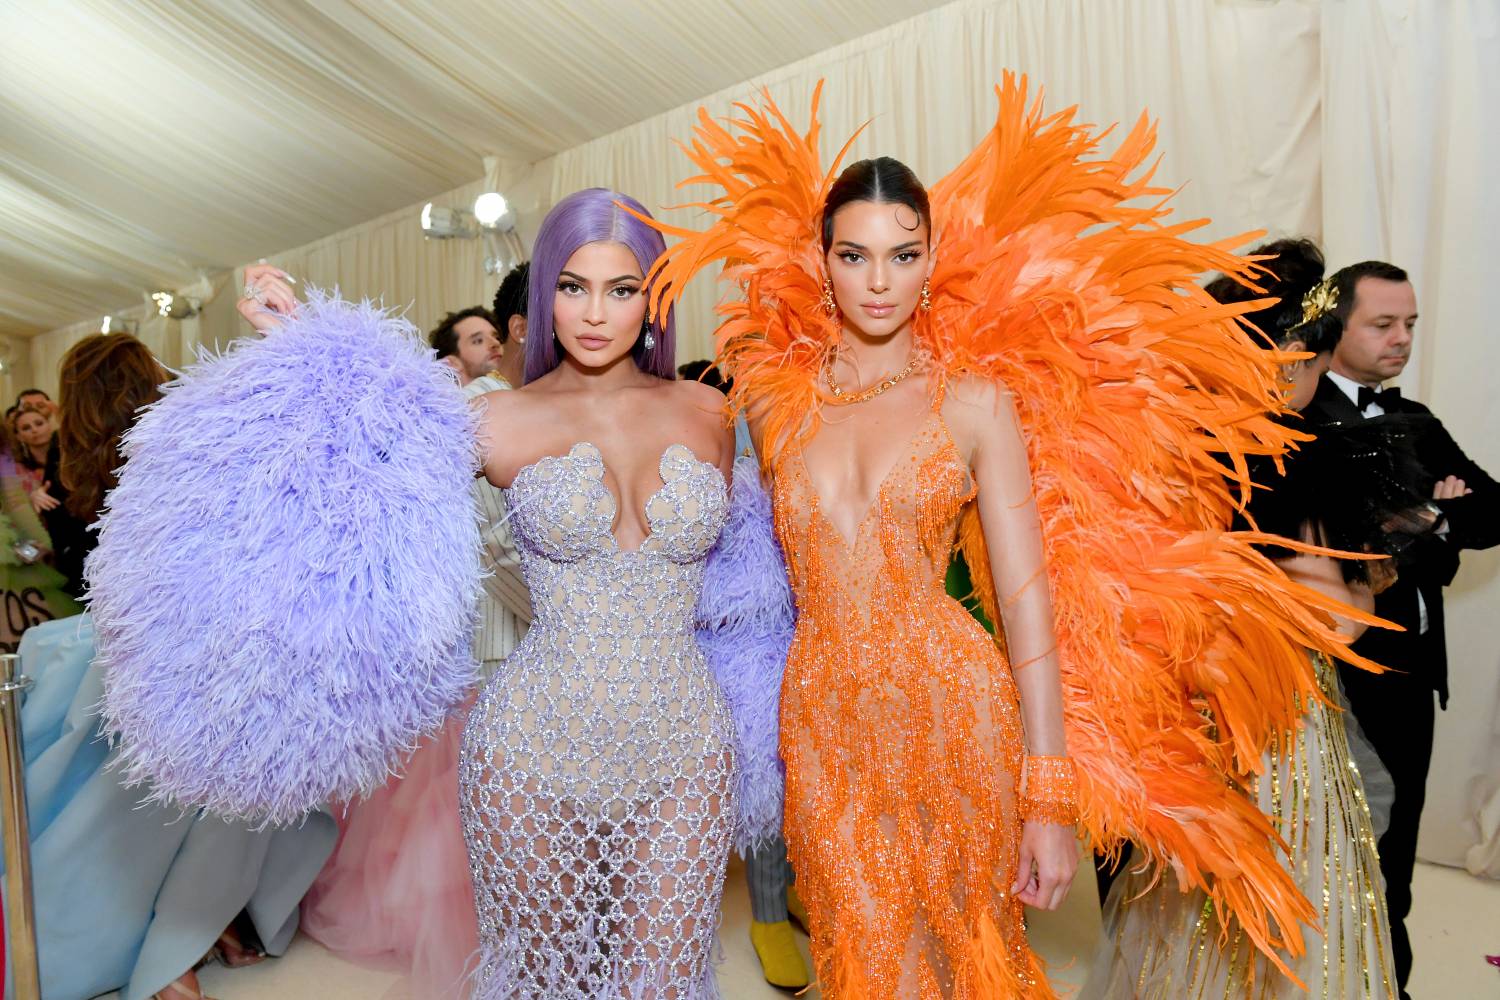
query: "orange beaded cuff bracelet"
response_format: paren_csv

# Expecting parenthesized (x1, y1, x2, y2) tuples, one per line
(1021, 754, 1078, 825)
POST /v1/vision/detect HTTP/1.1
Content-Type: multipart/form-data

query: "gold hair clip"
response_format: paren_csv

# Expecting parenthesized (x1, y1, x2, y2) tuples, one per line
(1299, 279, 1339, 325)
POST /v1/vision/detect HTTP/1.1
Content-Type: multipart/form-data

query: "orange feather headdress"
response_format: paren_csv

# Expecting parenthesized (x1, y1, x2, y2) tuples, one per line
(642, 74, 1387, 974)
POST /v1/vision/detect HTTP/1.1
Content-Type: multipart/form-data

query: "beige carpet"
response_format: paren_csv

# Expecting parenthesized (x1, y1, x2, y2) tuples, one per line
(161, 859, 1495, 998)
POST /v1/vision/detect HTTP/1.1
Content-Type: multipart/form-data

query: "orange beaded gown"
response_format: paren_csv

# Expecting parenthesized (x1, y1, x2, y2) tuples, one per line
(771, 381, 1049, 999)
(638, 77, 1390, 992)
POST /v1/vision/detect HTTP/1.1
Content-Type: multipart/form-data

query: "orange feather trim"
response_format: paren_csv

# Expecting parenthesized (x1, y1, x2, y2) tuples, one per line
(643, 74, 1391, 976)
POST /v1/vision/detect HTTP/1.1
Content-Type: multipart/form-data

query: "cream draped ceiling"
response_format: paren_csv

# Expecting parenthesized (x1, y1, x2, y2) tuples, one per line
(0, 0, 950, 339)
(9, 0, 1500, 876)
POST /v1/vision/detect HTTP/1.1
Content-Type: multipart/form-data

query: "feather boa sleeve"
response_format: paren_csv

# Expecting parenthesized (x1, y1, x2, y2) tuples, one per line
(88, 291, 481, 827)
(695, 457, 793, 854)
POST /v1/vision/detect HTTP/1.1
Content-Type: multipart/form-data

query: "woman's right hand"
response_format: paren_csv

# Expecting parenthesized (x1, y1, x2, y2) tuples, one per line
(30, 481, 59, 513)
(237, 264, 299, 334)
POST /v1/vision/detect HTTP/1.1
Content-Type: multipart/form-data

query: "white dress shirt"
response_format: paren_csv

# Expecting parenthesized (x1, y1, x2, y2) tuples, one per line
(1326, 369, 1387, 418)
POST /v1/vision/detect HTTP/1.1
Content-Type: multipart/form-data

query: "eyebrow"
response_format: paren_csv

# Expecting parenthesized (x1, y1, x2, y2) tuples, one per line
(558, 270, 642, 283)
(1371, 313, 1418, 321)
(833, 240, 923, 252)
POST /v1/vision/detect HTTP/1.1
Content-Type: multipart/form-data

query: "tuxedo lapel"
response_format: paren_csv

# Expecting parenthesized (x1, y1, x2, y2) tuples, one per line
(1303, 373, 1365, 426)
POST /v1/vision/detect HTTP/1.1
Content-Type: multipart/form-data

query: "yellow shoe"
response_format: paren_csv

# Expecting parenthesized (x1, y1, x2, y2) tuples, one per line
(750, 919, 810, 990)
(786, 884, 809, 934)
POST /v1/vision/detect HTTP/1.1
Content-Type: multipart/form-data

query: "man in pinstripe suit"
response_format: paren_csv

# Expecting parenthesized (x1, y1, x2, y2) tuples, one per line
(430, 273, 534, 671)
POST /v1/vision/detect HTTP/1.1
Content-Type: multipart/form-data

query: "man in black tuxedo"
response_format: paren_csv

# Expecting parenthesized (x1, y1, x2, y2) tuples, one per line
(1301, 260, 1500, 997)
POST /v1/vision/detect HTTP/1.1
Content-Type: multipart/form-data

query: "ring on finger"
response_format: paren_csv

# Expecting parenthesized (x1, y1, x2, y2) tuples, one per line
(243, 282, 267, 305)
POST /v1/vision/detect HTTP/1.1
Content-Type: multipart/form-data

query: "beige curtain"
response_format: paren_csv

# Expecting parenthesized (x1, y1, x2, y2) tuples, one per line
(24, 177, 520, 397)
(550, 0, 1322, 364)
(1321, 0, 1500, 875)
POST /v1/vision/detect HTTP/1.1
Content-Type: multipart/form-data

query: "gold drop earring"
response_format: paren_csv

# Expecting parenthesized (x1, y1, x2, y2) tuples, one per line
(822, 279, 837, 315)
(920, 277, 932, 312)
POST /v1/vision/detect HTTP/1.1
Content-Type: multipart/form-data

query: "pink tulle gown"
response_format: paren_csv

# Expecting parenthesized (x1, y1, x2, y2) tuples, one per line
(301, 701, 479, 998)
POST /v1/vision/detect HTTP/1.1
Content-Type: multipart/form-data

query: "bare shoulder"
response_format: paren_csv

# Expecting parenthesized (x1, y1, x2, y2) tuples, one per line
(670, 378, 730, 432)
(942, 373, 1018, 439)
(476, 382, 546, 422)
(672, 375, 729, 410)
(667, 377, 734, 472)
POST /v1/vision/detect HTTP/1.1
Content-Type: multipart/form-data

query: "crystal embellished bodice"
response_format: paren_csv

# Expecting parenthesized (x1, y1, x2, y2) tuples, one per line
(459, 441, 738, 998)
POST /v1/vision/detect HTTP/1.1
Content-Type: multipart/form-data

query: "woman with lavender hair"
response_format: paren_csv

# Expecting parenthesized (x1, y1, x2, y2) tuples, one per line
(235, 187, 790, 998)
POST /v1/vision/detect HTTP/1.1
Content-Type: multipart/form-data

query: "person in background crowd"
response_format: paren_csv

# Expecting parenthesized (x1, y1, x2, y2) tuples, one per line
(14, 388, 58, 433)
(430, 305, 504, 387)
(9, 332, 335, 1000)
(15, 404, 58, 500)
(31, 337, 160, 598)
(15, 387, 52, 411)
(1300, 260, 1500, 999)
(678, 357, 811, 990)
(301, 266, 534, 997)
(490, 261, 530, 390)
(0, 415, 77, 653)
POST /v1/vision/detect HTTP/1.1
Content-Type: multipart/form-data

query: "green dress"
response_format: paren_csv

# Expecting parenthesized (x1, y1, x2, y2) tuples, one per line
(0, 452, 81, 651)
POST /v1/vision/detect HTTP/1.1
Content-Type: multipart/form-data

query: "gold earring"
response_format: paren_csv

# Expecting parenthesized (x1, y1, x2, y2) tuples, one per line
(920, 277, 932, 313)
(822, 279, 836, 315)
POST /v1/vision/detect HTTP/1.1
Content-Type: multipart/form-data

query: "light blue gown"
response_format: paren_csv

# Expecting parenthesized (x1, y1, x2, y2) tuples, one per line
(3, 615, 337, 1000)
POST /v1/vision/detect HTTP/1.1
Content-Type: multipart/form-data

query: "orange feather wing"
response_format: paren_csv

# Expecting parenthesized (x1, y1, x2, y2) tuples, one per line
(644, 76, 1388, 975)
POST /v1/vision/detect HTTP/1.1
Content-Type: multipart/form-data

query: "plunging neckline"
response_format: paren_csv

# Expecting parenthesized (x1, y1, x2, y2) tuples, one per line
(794, 405, 950, 551)
(509, 441, 721, 555)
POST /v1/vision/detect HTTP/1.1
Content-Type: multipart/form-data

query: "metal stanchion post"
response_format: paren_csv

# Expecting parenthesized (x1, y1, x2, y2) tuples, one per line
(0, 651, 40, 999)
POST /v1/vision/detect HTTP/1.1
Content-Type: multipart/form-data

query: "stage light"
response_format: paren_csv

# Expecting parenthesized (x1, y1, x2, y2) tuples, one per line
(151, 291, 200, 319)
(420, 202, 477, 239)
(474, 192, 515, 232)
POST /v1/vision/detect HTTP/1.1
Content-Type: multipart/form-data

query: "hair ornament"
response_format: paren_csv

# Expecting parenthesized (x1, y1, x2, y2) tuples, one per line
(1299, 279, 1339, 326)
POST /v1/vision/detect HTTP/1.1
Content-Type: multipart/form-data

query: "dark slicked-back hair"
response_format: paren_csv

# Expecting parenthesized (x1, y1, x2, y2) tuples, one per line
(491, 262, 530, 343)
(821, 157, 931, 252)
(1328, 261, 1409, 324)
(1205, 238, 1325, 346)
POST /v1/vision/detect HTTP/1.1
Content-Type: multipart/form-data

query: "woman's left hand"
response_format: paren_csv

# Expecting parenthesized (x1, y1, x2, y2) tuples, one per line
(1011, 820, 1078, 910)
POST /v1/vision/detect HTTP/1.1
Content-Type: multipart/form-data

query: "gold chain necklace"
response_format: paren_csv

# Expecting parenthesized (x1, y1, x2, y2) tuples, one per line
(824, 352, 921, 405)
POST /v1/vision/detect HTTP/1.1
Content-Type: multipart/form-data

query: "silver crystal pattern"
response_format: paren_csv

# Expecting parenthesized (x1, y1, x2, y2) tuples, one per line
(460, 442, 737, 998)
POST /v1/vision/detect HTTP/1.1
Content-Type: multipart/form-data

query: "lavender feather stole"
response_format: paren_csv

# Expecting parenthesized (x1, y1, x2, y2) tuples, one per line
(695, 457, 792, 854)
(89, 292, 481, 827)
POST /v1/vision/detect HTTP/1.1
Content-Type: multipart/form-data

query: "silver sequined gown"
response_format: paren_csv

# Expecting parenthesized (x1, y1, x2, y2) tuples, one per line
(460, 442, 738, 999)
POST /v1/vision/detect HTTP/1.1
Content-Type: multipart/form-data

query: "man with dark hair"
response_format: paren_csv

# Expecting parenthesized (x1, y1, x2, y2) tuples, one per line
(490, 261, 529, 389)
(464, 265, 534, 677)
(1303, 260, 1500, 998)
(429, 306, 503, 387)
(16, 388, 49, 407)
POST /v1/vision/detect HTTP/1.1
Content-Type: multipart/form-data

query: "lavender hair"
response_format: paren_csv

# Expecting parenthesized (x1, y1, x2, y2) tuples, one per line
(524, 188, 677, 383)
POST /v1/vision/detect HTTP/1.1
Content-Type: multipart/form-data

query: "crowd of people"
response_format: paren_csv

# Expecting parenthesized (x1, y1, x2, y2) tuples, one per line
(3, 81, 1496, 1000)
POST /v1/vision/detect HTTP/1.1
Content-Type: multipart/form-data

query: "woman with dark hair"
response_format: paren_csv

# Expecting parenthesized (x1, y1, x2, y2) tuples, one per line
(237, 186, 789, 996)
(1082, 245, 1412, 998)
(8, 332, 336, 1000)
(645, 81, 1383, 996)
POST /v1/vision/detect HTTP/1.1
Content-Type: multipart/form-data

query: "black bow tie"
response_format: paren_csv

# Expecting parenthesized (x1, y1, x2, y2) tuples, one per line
(1356, 385, 1401, 412)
